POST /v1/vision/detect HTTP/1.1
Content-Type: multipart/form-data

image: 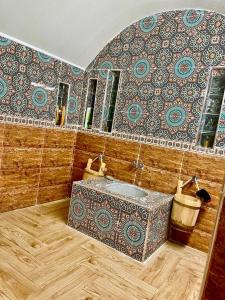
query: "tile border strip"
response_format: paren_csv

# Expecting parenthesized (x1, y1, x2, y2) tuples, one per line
(0, 114, 224, 157)
(0, 114, 79, 132)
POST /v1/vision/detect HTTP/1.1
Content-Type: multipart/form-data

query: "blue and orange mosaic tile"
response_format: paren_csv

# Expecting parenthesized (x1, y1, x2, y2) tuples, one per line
(0, 35, 84, 123)
(68, 178, 173, 262)
(86, 9, 225, 145)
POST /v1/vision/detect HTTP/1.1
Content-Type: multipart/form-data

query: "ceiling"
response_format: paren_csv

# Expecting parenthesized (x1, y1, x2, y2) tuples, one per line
(0, 0, 224, 69)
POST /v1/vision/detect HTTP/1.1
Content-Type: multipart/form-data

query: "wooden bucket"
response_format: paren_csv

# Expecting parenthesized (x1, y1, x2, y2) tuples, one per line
(171, 193, 201, 232)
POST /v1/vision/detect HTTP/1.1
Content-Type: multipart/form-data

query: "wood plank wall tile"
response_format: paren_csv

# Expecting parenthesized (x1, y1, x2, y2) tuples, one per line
(136, 144, 183, 194)
(44, 129, 76, 149)
(0, 124, 46, 212)
(72, 131, 106, 184)
(37, 184, 71, 205)
(139, 144, 183, 173)
(175, 152, 225, 252)
(195, 207, 217, 235)
(0, 147, 3, 169)
(41, 148, 74, 168)
(104, 137, 139, 162)
(104, 156, 136, 183)
(0, 123, 76, 212)
(104, 137, 140, 183)
(76, 132, 106, 154)
(39, 167, 72, 187)
(1, 148, 43, 170)
(0, 186, 38, 213)
(181, 152, 225, 184)
(135, 167, 180, 194)
(176, 173, 223, 252)
(37, 128, 75, 204)
(3, 125, 45, 148)
(0, 169, 40, 188)
(73, 149, 101, 170)
(188, 230, 212, 253)
(0, 123, 5, 147)
(73, 136, 140, 183)
(71, 167, 84, 182)
(37, 128, 76, 204)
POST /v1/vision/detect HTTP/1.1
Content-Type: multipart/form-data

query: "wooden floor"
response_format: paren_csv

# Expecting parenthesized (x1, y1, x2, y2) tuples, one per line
(0, 199, 207, 300)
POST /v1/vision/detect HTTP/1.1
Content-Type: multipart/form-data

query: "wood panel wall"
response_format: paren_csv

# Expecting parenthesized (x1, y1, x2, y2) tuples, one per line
(1, 125, 224, 253)
(72, 132, 225, 252)
(0, 123, 76, 212)
(202, 196, 225, 300)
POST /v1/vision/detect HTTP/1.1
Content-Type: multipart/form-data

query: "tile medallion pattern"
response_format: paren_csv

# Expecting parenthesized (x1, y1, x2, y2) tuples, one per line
(0, 35, 84, 124)
(87, 9, 225, 144)
(68, 178, 173, 262)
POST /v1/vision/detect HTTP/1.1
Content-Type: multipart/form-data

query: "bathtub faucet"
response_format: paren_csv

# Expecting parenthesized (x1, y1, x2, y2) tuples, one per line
(132, 160, 144, 170)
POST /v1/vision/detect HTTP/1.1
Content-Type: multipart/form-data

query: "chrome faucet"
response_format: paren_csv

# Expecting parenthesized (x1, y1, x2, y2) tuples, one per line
(132, 160, 144, 170)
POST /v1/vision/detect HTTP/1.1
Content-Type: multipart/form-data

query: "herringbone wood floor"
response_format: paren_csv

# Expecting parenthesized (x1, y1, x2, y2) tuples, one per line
(0, 199, 207, 300)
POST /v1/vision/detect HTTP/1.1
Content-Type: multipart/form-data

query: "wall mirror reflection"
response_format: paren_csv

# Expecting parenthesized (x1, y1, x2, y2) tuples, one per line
(55, 82, 70, 126)
(198, 68, 225, 148)
(102, 70, 121, 132)
(84, 78, 98, 129)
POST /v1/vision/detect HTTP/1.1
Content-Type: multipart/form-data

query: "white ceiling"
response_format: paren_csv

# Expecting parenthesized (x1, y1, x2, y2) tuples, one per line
(0, 0, 224, 69)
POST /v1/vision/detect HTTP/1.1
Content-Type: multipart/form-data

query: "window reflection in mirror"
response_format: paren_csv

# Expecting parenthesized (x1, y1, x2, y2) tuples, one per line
(198, 68, 225, 148)
(55, 82, 70, 126)
(84, 79, 98, 129)
(103, 70, 121, 132)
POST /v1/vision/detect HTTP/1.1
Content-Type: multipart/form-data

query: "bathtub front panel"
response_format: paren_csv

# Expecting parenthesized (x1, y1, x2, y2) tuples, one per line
(144, 202, 172, 260)
(68, 179, 172, 262)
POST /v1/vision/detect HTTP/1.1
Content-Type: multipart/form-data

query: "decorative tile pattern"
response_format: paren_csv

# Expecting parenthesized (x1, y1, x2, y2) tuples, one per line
(87, 9, 225, 144)
(144, 202, 172, 260)
(1, 114, 225, 157)
(116, 201, 149, 261)
(0, 35, 84, 125)
(68, 178, 172, 262)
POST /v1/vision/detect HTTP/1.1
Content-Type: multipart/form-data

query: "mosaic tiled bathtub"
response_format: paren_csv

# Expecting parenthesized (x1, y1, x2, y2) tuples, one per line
(68, 178, 173, 262)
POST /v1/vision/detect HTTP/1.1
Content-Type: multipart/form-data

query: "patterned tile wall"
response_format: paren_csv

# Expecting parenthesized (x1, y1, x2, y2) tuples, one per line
(0, 35, 84, 124)
(144, 202, 171, 260)
(0, 122, 76, 213)
(68, 181, 172, 262)
(86, 9, 225, 145)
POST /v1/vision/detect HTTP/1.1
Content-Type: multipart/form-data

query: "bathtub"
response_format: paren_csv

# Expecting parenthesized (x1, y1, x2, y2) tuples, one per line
(68, 178, 173, 262)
